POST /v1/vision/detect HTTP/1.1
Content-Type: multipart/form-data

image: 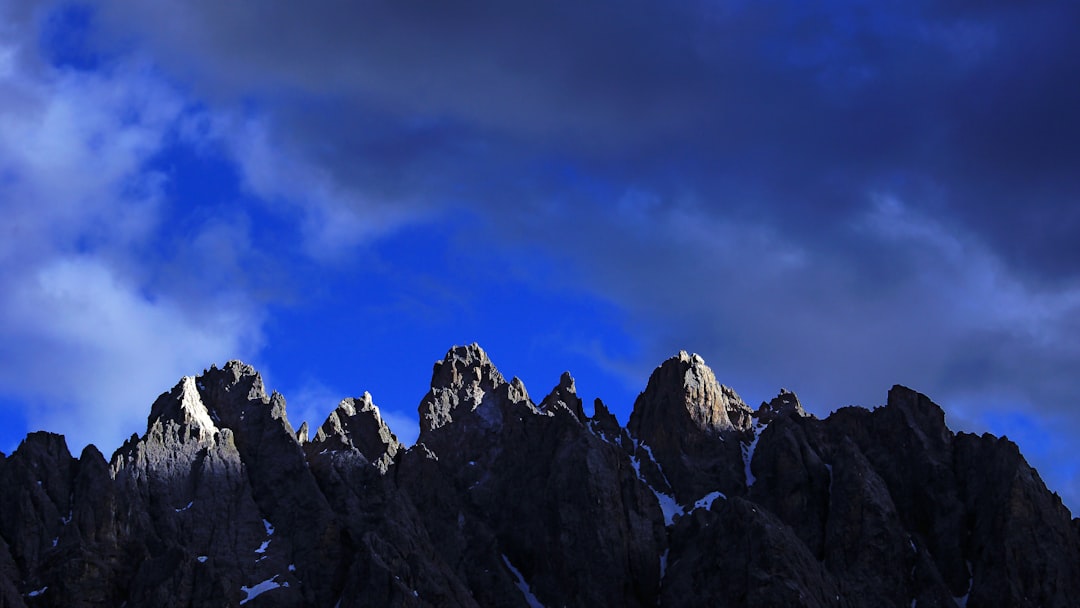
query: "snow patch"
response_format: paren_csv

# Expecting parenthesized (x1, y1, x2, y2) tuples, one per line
(654, 491, 684, 526)
(288, 564, 296, 572)
(692, 491, 726, 511)
(954, 560, 973, 607)
(175, 501, 193, 513)
(51, 537, 58, 547)
(254, 518, 275, 554)
(197, 556, 208, 563)
(240, 575, 285, 605)
(502, 554, 545, 608)
(638, 443, 665, 478)
(629, 451, 683, 525)
(628, 439, 686, 525)
(26, 586, 47, 597)
(60, 511, 72, 525)
(741, 421, 766, 488)
(659, 548, 669, 579)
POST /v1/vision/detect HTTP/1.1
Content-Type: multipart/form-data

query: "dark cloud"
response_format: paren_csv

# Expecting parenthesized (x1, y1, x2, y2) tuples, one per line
(91, 0, 1080, 282)
(71, 0, 1080, 504)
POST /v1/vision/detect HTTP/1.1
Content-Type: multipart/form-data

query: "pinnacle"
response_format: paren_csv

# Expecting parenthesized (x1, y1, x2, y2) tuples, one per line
(146, 375, 219, 439)
(631, 351, 750, 437)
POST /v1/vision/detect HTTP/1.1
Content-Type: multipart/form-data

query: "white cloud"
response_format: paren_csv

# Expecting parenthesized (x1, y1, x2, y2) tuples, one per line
(0, 257, 261, 454)
(180, 110, 425, 261)
(0, 35, 263, 456)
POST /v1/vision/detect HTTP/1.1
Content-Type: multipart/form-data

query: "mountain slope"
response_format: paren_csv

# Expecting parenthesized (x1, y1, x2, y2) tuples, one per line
(1, 344, 1077, 607)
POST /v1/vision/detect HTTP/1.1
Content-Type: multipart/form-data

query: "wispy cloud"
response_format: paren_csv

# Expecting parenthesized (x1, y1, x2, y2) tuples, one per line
(5, 0, 1080, 510)
(0, 27, 263, 455)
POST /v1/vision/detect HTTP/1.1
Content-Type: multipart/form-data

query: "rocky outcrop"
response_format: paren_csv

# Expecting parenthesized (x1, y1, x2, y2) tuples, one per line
(308, 392, 403, 473)
(756, 388, 808, 423)
(627, 351, 754, 503)
(1, 346, 1078, 607)
(399, 344, 665, 608)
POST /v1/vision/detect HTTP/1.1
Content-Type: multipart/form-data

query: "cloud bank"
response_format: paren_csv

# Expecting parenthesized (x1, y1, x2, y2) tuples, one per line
(3, 0, 1080, 508)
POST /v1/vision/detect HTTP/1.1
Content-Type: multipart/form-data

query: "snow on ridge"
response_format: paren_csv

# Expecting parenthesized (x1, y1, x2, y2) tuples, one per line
(742, 421, 767, 488)
(175, 501, 194, 513)
(26, 586, 47, 597)
(629, 449, 683, 526)
(637, 441, 672, 487)
(501, 554, 545, 608)
(628, 438, 688, 526)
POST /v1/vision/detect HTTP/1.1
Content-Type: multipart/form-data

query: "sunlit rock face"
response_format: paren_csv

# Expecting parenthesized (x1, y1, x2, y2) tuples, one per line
(627, 351, 755, 504)
(2, 346, 1079, 607)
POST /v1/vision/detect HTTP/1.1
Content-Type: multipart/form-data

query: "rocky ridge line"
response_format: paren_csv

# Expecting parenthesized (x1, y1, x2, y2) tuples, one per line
(0, 344, 1078, 607)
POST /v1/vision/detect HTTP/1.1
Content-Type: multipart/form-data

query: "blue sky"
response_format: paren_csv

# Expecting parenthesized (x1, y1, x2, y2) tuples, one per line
(2, 0, 1080, 510)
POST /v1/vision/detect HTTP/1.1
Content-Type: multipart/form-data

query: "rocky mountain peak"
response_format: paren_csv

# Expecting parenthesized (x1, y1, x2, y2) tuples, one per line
(886, 384, 952, 444)
(146, 376, 219, 440)
(756, 388, 808, 424)
(539, 371, 586, 421)
(311, 393, 402, 473)
(198, 360, 269, 411)
(626, 351, 756, 502)
(629, 351, 752, 439)
(4, 345, 1080, 607)
(418, 344, 537, 435)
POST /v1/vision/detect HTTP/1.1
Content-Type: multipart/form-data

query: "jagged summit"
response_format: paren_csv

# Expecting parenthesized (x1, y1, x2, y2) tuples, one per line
(3, 345, 1080, 607)
(626, 351, 756, 503)
(310, 392, 402, 473)
(140, 359, 290, 447)
(756, 388, 809, 424)
(146, 375, 219, 440)
(629, 350, 753, 438)
(417, 343, 538, 436)
(538, 371, 586, 422)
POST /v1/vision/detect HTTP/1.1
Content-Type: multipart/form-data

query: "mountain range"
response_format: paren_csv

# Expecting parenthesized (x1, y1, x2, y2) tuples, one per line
(1, 344, 1078, 607)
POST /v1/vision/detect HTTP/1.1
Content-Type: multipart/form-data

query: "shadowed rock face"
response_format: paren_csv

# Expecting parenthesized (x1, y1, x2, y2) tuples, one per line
(2, 346, 1079, 607)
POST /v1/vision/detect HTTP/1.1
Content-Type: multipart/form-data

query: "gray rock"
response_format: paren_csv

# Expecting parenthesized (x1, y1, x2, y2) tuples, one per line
(3, 347, 1079, 607)
(309, 392, 403, 473)
(662, 496, 842, 607)
(627, 351, 754, 503)
(401, 345, 666, 607)
(955, 432, 1080, 607)
(756, 388, 808, 423)
(538, 371, 586, 422)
